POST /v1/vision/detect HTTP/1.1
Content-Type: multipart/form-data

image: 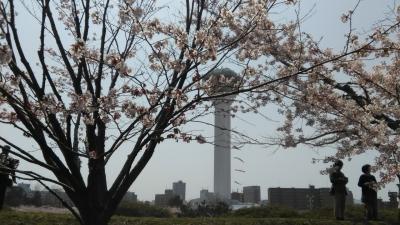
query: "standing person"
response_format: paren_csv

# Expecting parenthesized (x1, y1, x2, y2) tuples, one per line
(329, 159, 348, 220)
(358, 164, 378, 220)
(0, 145, 18, 210)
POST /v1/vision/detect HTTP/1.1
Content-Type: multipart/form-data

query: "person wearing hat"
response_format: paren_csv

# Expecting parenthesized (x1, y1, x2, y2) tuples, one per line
(0, 145, 17, 210)
(358, 164, 378, 220)
(329, 159, 348, 220)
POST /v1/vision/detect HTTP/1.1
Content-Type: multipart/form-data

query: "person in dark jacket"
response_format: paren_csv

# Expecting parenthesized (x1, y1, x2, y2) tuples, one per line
(329, 160, 348, 220)
(0, 145, 18, 210)
(358, 164, 378, 220)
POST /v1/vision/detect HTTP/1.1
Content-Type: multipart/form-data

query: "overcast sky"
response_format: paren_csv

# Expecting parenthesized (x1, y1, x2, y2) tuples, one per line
(2, 0, 399, 202)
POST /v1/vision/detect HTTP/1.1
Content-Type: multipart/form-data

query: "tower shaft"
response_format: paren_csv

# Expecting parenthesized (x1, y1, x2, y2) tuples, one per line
(214, 99, 232, 200)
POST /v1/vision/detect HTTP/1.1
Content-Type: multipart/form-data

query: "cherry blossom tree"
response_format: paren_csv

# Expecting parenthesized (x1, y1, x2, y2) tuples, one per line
(0, 0, 374, 224)
(271, 2, 400, 209)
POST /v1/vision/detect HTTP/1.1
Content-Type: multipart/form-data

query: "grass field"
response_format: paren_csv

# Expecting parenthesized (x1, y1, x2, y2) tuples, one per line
(0, 210, 394, 225)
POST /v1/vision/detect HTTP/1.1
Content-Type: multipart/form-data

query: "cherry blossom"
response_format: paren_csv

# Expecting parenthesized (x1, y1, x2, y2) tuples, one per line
(270, 5, 400, 191)
(0, 45, 11, 65)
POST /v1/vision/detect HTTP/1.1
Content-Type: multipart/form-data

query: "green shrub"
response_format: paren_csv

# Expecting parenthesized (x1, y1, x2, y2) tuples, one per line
(231, 206, 299, 218)
(302, 205, 398, 223)
(0, 211, 77, 225)
(373, 208, 398, 224)
(115, 201, 171, 218)
(230, 205, 398, 224)
(0, 210, 392, 225)
(180, 201, 230, 217)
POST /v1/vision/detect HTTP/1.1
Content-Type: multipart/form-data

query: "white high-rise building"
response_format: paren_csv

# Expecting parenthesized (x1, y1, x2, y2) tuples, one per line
(213, 97, 234, 200)
(206, 68, 239, 200)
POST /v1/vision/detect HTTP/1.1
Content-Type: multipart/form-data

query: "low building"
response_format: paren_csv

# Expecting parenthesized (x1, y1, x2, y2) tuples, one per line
(200, 189, 217, 202)
(243, 186, 260, 203)
(154, 189, 175, 207)
(268, 185, 353, 210)
(17, 183, 31, 193)
(154, 194, 168, 207)
(40, 189, 74, 208)
(172, 180, 186, 201)
(123, 191, 137, 203)
(231, 192, 243, 202)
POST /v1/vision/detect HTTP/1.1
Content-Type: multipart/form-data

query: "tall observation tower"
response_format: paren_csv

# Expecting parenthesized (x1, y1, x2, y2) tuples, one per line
(205, 68, 239, 200)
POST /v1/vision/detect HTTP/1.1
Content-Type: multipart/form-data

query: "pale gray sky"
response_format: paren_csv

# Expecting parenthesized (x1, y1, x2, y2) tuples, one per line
(1, 0, 398, 202)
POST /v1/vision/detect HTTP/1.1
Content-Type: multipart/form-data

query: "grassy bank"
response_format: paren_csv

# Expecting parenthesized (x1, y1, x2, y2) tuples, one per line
(0, 210, 393, 225)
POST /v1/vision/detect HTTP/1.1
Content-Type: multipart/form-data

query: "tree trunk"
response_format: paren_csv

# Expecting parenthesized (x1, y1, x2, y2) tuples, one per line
(397, 183, 400, 222)
(81, 213, 107, 225)
(397, 175, 400, 222)
(79, 206, 111, 225)
(74, 185, 113, 225)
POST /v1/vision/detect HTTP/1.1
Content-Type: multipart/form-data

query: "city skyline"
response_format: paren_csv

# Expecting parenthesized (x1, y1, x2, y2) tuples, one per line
(16, 179, 397, 206)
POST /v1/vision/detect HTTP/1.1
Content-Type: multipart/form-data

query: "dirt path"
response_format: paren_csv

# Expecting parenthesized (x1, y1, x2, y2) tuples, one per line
(12, 205, 73, 214)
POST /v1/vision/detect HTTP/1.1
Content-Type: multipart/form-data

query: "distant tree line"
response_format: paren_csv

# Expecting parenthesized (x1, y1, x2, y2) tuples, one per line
(4, 186, 42, 207)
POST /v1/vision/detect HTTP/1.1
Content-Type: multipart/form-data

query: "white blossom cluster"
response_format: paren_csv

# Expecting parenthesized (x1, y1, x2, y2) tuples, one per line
(272, 5, 400, 184)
